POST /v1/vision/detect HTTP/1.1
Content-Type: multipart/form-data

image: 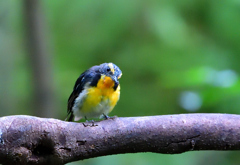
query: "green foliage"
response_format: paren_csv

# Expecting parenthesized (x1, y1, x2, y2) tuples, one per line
(1, 0, 240, 164)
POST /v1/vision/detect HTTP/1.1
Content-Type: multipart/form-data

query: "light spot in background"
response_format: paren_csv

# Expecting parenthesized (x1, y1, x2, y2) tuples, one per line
(213, 70, 238, 87)
(205, 68, 238, 88)
(179, 91, 202, 112)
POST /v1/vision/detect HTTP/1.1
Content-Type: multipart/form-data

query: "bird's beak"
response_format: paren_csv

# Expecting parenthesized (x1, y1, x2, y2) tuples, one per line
(118, 73, 122, 79)
(111, 76, 118, 83)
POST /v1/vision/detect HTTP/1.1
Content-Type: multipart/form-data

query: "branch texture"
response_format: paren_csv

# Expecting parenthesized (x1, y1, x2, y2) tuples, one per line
(0, 114, 239, 165)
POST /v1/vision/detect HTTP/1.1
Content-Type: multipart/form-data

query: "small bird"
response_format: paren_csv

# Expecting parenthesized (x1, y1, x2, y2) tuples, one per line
(66, 63, 122, 122)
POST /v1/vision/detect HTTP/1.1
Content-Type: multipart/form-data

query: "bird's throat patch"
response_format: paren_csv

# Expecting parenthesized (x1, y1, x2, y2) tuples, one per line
(98, 76, 115, 89)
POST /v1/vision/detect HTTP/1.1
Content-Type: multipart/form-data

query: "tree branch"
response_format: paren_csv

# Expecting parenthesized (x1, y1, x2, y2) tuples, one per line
(0, 114, 239, 165)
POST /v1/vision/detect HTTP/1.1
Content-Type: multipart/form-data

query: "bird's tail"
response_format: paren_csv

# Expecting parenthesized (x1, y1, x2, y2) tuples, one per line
(65, 113, 74, 122)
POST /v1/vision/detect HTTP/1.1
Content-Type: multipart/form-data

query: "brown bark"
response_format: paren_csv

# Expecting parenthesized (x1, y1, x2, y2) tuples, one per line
(23, 0, 56, 117)
(0, 114, 239, 165)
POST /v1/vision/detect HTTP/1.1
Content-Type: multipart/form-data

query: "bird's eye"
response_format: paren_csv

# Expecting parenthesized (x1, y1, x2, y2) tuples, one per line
(106, 67, 111, 72)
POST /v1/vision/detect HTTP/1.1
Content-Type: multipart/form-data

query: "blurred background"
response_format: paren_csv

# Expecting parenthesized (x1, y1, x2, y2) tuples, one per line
(1, 0, 240, 164)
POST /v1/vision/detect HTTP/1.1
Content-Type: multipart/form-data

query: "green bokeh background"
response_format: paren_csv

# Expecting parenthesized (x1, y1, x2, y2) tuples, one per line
(1, 0, 240, 164)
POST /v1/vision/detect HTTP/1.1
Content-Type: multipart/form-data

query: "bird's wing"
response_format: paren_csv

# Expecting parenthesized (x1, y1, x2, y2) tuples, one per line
(67, 65, 100, 115)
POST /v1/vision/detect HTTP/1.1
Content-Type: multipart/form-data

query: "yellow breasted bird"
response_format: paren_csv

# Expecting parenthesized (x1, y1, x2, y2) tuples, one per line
(66, 63, 122, 121)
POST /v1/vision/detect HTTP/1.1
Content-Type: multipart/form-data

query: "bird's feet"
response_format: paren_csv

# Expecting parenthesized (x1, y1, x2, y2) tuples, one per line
(102, 114, 117, 120)
(82, 117, 98, 127)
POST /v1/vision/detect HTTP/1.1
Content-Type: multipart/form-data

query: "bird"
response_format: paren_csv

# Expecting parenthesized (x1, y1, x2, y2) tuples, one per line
(66, 63, 122, 122)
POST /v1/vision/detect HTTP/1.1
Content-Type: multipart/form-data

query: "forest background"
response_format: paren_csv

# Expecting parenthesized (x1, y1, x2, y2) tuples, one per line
(1, 1, 240, 164)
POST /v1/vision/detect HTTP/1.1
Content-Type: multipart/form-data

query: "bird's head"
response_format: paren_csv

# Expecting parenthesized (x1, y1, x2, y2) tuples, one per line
(99, 63, 122, 83)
